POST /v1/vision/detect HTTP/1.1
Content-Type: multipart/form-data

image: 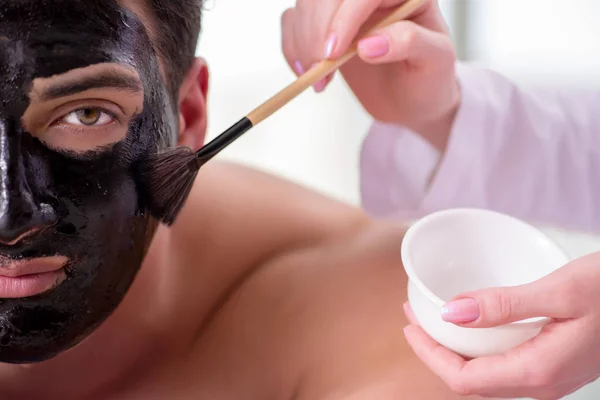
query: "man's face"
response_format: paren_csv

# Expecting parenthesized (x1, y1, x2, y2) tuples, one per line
(0, 0, 176, 363)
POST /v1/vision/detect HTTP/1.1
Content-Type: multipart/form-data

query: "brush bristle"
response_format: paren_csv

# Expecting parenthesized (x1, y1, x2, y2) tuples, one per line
(138, 147, 200, 226)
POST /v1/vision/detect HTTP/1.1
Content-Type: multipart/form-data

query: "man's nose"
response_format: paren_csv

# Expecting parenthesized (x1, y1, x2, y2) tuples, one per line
(0, 118, 57, 245)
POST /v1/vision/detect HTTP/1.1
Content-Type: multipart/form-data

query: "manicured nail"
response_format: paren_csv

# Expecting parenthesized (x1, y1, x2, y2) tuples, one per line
(358, 35, 390, 58)
(293, 60, 304, 75)
(313, 78, 327, 93)
(324, 33, 338, 58)
(311, 63, 327, 92)
(441, 298, 480, 323)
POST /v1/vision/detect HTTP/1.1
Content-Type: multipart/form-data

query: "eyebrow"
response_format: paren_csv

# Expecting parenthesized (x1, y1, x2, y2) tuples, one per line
(40, 72, 143, 101)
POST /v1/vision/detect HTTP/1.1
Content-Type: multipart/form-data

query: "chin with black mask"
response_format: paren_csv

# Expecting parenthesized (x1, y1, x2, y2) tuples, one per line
(0, 0, 177, 363)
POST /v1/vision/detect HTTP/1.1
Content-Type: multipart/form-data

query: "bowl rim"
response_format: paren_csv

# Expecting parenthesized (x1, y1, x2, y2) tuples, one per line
(401, 208, 570, 327)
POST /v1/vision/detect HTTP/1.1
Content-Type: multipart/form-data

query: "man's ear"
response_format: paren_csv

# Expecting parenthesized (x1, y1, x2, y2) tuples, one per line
(177, 57, 209, 149)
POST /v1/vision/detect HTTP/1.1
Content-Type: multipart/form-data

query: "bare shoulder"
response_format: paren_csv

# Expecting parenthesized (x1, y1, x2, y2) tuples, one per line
(166, 161, 471, 398)
(210, 220, 472, 399)
(170, 161, 370, 262)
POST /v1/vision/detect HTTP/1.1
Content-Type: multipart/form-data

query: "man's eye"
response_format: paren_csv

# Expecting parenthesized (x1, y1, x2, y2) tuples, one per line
(62, 108, 114, 127)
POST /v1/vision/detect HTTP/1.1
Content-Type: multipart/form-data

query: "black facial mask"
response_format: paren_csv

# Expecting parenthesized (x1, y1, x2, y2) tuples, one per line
(0, 0, 175, 363)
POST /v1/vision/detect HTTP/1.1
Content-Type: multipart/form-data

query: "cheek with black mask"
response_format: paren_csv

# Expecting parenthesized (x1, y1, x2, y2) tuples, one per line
(0, 1, 176, 364)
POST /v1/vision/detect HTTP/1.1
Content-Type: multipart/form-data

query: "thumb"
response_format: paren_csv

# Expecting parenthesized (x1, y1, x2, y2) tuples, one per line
(441, 272, 573, 328)
(356, 20, 454, 68)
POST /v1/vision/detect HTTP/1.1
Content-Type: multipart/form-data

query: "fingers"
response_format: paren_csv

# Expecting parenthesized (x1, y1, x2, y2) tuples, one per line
(326, 0, 382, 59)
(280, 0, 446, 92)
(405, 319, 590, 398)
(443, 253, 600, 328)
(403, 259, 599, 398)
(281, 8, 303, 75)
(403, 324, 544, 397)
(280, 3, 339, 92)
(356, 20, 454, 67)
(441, 270, 577, 327)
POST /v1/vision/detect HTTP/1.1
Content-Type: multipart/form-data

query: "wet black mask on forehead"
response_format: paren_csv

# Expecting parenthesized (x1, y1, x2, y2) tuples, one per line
(0, 0, 175, 363)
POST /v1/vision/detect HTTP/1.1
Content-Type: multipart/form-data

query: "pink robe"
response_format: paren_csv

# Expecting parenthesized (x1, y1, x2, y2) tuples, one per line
(360, 63, 600, 234)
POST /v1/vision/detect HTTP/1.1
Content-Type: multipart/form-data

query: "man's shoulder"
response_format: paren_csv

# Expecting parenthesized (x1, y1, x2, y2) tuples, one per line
(161, 161, 465, 399)
(231, 219, 470, 399)
(170, 161, 370, 260)
(197, 210, 462, 399)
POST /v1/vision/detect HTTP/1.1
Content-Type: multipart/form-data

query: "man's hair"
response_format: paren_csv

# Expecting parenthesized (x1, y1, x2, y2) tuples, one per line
(147, 0, 203, 99)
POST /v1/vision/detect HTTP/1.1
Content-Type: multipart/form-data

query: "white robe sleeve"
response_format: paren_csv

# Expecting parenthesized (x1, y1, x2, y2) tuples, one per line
(360, 63, 600, 233)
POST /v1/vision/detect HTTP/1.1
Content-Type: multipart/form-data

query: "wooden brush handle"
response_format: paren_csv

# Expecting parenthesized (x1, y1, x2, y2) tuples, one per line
(246, 0, 427, 125)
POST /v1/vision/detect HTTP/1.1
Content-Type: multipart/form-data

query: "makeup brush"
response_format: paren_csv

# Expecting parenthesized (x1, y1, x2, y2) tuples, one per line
(140, 0, 427, 225)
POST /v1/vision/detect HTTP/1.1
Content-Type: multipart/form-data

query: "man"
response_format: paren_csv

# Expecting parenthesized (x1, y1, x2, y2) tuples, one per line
(0, 0, 477, 398)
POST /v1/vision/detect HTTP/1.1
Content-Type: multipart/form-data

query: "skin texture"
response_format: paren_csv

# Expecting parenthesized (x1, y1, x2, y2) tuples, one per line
(0, 0, 173, 363)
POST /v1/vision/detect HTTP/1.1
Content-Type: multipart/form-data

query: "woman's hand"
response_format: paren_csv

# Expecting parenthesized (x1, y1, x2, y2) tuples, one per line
(280, 0, 460, 149)
(403, 252, 600, 399)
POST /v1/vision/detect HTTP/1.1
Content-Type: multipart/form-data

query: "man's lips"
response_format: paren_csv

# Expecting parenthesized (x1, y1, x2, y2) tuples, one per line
(0, 256, 68, 298)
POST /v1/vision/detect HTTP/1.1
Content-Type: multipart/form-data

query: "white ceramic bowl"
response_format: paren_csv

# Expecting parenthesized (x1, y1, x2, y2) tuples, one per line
(401, 208, 570, 358)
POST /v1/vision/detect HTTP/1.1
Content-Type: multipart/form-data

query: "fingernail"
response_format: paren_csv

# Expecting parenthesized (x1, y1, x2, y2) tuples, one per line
(313, 78, 327, 93)
(293, 60, 304, 75)
(358, 35, 390, 58)
(441, 298, 480, 323)
(311, 63, 328, 92)
(324, 33, 338, 58)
